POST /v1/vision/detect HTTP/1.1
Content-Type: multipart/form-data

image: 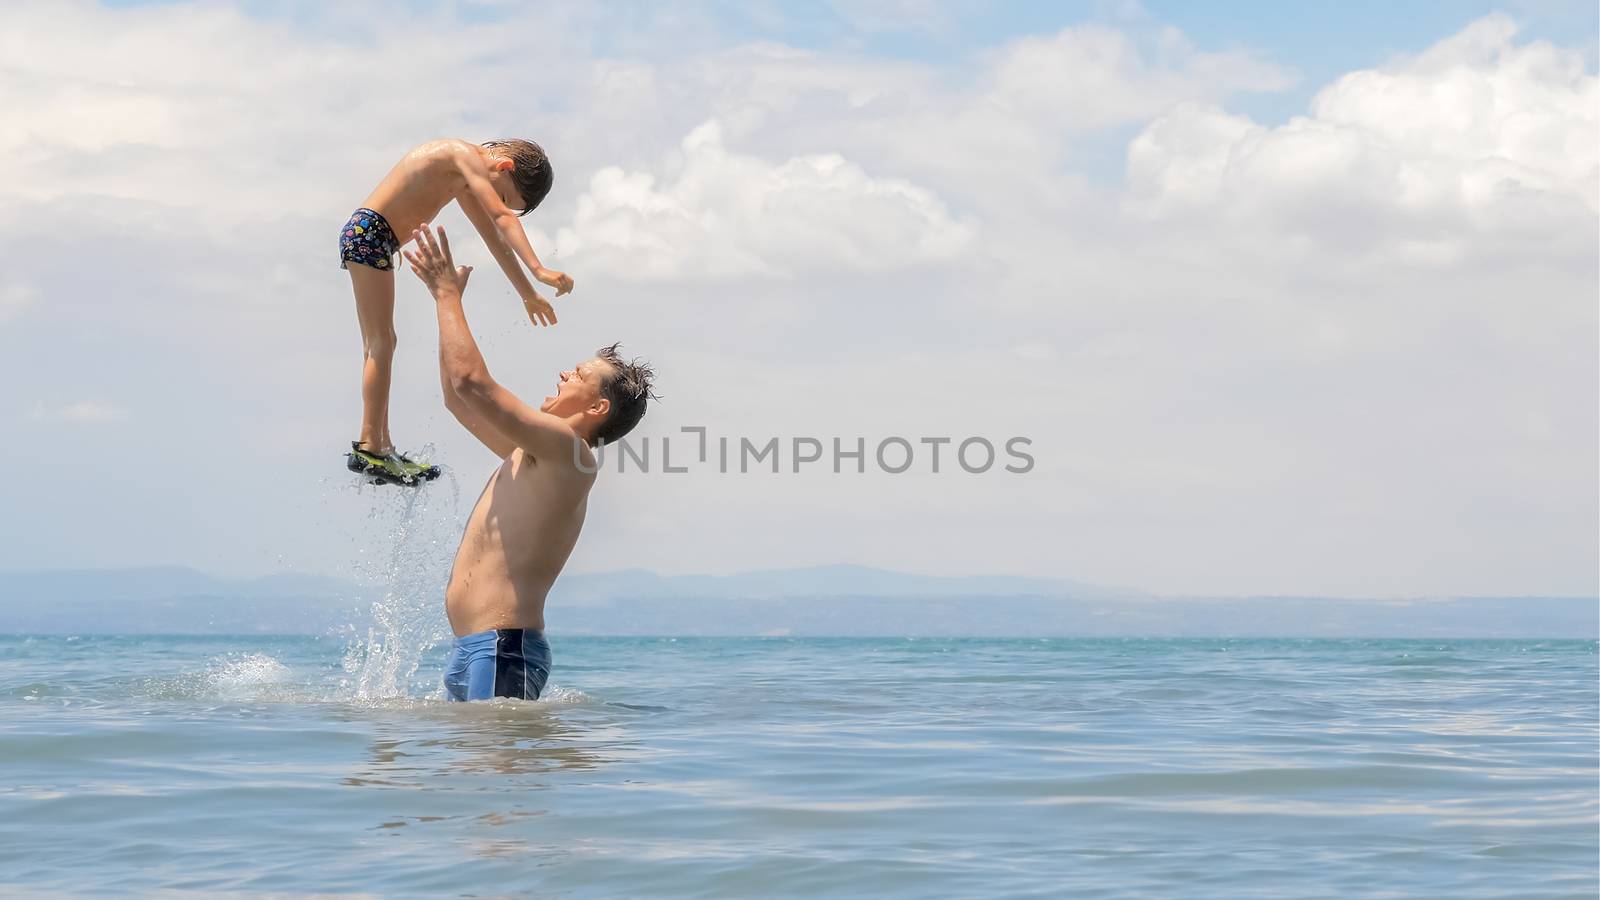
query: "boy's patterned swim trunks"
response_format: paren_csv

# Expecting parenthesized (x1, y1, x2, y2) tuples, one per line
(339, 207, 401, 271)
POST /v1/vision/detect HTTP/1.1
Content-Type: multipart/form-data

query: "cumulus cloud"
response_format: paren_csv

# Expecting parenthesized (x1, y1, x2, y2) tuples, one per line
(30, 401, 129, 424)
(0, 1, 599, 221)
(555, 23, 1295, 217)
(0, 3, 1590, 597)
(980, 24, 1295, 131)
(546, 120, 974, 281)
(0, 283, 35, 323)
(1125, 15, 1599, 264)
(825, 0, 961, 34)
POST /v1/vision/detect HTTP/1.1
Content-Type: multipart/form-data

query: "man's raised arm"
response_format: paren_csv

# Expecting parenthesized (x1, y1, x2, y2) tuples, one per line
(403, 225, 586, 464)
(438, 354, 516, 460)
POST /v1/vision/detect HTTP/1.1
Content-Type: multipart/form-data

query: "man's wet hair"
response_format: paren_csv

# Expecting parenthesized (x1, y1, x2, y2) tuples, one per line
(482, 139, 553, 215)
(591, 343, 656, 448)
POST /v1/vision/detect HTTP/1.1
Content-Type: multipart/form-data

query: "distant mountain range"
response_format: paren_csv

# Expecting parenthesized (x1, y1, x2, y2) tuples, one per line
(0, 566, 370, 635)
(0, 566, 360, 604)
(549, 565, 1140, 604)
(0, 565, 1593, 638)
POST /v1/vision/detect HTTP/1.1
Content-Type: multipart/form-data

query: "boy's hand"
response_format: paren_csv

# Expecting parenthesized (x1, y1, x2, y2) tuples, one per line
(404, 226, 472, 298)
(521, 288, 557, 328)
(535, 267, 574, 296)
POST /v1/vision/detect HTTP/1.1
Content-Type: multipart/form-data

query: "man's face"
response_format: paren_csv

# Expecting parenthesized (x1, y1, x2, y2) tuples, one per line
(541, 358, 612, 418)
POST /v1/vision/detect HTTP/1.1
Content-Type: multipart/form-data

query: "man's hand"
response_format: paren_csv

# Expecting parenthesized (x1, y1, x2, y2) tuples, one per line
(404, 226, 472, 298)
(535, 267, 575, 296)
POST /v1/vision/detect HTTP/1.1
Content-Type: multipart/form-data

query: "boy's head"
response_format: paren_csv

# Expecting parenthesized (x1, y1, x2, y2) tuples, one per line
(540, 344, 657, 448)
(482, 139, 553, 216)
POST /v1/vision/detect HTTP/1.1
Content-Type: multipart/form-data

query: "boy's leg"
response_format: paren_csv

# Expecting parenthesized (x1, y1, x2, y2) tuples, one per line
(349, 265, 397, 454)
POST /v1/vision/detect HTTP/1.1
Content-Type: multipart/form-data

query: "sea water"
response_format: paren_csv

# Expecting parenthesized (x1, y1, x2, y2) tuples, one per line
(0, 632, 1594, 897)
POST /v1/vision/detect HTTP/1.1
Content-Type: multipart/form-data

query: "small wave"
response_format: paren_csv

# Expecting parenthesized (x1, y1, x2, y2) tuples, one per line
(210, 653, 292, 687)
(539, 685, 591, 706)
(6, 681, 68, 700)
(127, 653, 589, 708)
(140, 652, 295, 702)
(323, 682, 594, 713)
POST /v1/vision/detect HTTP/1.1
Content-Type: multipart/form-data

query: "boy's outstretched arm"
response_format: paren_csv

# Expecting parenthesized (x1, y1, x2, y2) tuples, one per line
(460, 178, 572, 294)
(451, 144, 573, 300)
(456, 192, 558, 327)
(405, 225, 585, 465)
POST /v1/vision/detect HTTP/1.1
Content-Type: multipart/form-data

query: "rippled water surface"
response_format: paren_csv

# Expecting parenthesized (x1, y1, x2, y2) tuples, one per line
(0, 635, 1594, 897)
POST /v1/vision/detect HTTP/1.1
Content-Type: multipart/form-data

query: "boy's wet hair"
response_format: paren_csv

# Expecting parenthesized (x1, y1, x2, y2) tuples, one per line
(591, 343, 656, 448)
(482, 139, 553, 216)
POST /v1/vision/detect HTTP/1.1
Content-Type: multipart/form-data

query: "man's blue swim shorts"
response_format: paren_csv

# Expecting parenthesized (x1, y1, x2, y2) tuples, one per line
(444, 628, 552, 702)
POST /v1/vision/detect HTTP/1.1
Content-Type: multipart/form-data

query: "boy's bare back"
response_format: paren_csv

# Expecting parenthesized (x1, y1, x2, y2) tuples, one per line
(357, 138, 571, 326)
(361, 140, 495, 241)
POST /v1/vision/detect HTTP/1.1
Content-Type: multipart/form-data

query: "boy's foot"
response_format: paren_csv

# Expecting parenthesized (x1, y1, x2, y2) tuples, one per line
(346, 442, 442, 485)
(391, 451, 442, 482)
(345, 441, 391, 477)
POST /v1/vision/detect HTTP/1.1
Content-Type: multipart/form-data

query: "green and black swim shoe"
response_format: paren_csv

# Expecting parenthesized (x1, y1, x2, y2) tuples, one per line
(390, 451, 442, 483)
(345, 442, 441, 486)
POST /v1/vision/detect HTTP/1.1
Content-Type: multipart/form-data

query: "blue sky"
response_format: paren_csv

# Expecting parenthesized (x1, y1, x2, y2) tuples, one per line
(0, 1, 1594, 598)
(101, 0, 1599, 79)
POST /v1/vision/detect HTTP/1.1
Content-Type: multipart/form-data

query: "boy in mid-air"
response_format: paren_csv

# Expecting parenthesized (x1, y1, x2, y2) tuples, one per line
(339, 138, 574, 483)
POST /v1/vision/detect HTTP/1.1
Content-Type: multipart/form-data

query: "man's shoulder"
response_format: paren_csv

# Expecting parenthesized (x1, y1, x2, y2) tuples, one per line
(550, 438, 600, 483)
(570, 442, 600, 480)
(512, 439, 600, 482)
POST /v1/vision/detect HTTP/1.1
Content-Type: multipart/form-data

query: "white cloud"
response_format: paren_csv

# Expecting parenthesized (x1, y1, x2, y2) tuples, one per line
(31, 401, 129, 424)
(0, 4, 1590, 598)
(825, 0, 960, 34)
(552, 24, 1295, 217)
(0, 283, 35, 323)
(545, 120, 974, 281)
(0, 1, 600, 221)
(1125, 15, 1599, 263)
(981, 24, 1295, 131)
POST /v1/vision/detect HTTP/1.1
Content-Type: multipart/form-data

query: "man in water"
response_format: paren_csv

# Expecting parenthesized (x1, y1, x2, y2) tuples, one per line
(402, 224, 655, 701)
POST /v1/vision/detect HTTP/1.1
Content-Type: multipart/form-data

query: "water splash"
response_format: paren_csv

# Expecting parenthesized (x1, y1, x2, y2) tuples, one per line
(210, 652, 292, 687)
(138, 652, 296, 702)
(339, 450, 465, 701)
